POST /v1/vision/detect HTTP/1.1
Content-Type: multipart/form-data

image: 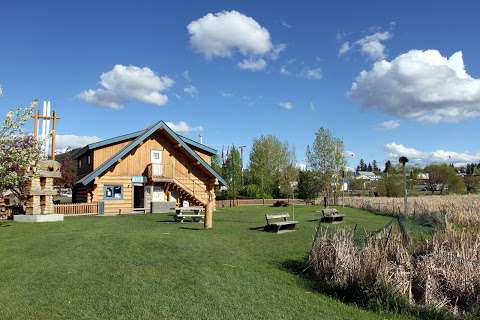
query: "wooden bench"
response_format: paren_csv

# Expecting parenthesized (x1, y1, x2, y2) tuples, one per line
(264, 213, 298, 233)
(174, 206, 205, 223)
(318, 208, 344, 224)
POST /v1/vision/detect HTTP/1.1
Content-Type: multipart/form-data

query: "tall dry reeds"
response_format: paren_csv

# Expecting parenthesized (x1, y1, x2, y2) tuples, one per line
(341, 195, 480, 226)
(309, 226, 480, 316)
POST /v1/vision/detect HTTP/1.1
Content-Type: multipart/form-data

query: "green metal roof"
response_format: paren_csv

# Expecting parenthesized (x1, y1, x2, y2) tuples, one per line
(74, 128, 216, 160)
(76, 121, 226, 187)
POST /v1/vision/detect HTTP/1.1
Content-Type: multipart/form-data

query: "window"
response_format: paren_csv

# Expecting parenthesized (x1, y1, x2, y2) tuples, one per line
(87, 155, 91, 165)
(78, 159, 82, 169)
(104, 185, 123, 200)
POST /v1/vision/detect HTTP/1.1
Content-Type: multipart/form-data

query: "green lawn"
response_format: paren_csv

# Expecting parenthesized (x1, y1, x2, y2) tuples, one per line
(0, 206, 423, 320)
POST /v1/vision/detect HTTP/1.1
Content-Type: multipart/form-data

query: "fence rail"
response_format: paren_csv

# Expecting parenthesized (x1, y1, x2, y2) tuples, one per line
(54, 202, 99, 216)
(216, 198, 309, 208)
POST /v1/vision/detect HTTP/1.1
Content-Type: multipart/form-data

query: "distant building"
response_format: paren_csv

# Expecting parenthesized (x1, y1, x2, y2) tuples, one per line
(416, 173, 429, 180)
(355, 171, 381, 181)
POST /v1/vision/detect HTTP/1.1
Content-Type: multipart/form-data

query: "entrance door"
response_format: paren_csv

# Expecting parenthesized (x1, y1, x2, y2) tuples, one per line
(133, 186, 145, 209)
(151, 150, 163, 176)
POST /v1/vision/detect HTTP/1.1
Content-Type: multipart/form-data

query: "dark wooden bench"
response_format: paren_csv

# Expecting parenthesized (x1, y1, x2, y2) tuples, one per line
(174, 206, 205, 223)
(318, 208, 344, 223)
(264, 213, 298, 233)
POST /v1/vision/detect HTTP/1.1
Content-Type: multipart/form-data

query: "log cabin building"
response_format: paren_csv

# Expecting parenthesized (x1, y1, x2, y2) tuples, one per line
(72, 121, 226, 217)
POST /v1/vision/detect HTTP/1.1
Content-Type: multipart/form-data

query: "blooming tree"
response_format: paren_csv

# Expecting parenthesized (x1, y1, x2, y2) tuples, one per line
(0, 105, 43, 203)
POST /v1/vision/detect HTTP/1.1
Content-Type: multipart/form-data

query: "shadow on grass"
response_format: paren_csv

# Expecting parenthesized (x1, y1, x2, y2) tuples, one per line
(179, 227, 203, 231)
(249, 226, 267, 232)
(279, 258, 454, 320)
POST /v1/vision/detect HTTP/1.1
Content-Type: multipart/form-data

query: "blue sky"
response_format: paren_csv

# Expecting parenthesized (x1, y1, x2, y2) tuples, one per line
(1, 1, 480, 168)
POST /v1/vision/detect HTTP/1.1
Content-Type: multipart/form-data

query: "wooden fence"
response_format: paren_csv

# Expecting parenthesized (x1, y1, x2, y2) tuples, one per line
(54, 202, 99, 216)
(216, 198, 310, 208)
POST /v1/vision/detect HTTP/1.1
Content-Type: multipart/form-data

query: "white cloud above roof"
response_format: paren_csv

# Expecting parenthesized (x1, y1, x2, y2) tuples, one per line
(187, 10, 273, 59)
(166, 121, 203, 136)
(56, 134, 101, 152)
(79, 65, 174, 109)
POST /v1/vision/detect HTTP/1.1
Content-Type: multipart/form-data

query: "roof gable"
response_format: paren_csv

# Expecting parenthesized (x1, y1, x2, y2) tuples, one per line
(76, 121, 226, 186)
(74, 128, 216, 160)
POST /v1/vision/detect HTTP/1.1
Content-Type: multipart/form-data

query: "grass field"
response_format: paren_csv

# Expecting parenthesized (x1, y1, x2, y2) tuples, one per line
(0, 206, 428, 320)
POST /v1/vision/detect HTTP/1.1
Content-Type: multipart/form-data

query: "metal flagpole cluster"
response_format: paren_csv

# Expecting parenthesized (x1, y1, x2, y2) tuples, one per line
(32, 99, 60, 160)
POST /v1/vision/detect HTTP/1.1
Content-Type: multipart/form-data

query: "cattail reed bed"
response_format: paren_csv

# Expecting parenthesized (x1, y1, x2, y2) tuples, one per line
(309, 225, 480, 317)
(341, 195, 480, 226)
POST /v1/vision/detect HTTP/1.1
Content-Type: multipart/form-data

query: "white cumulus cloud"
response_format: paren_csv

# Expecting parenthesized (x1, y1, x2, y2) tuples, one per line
(278, 101, 293, 110)
(376, 120, 400, 131)
(79, 65, 174, 109)
(56, 134, 101, 152)
(270, 43, 287, 60)
(338, 41, 351, 56)
(166, 121, 203, 136)
(183, 85, 199, 97)
(187, 10, 273, 59)
(385, 142, 480, 166)
(349, 50, 480, 123)
(339, 31, 392, 61)
(300, 67, 322, 80)
(237, 58, 267, 71)
(355, 31, 392, 60)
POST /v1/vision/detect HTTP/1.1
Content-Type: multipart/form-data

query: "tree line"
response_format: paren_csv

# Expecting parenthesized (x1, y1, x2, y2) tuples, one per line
(214, 127, 346, 201)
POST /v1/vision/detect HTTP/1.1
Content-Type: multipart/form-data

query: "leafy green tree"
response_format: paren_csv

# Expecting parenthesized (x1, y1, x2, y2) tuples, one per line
(375, 174, 403, 197)
(425, 164, 465, 194)
(296, 170, 320, 200)
(248, 135, 295, 198)
(448, 174, 465, 194)
(243, 183, 262, 199)
(222, 146, 242, 199)
(211, 154, 222, 176)
(306, 127, 346, 201)
(464, 175, 480, 193)
(0, 106, 42, 202)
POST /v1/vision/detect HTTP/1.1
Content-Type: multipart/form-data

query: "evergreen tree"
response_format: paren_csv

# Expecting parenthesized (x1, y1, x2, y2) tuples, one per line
(384, 160, 392, 174)
(367, 163, 373, 172)
(372, 160, 379, 172)
(359, 159, 366, 172)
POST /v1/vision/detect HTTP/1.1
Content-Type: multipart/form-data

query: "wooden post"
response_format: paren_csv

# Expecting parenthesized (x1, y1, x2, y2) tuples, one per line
(33, 99, 39, 140)
(51, 111, 57, 160)
(204, 182, 215, 229)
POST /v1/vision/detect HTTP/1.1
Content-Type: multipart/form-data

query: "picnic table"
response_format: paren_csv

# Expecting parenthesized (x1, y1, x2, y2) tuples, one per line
(174, 206, 205, 223)
(318, 208, 344, 224)
(264, 213, 298, 233)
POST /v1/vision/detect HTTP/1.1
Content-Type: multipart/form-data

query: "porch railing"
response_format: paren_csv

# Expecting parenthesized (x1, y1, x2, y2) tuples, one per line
(54, 202, 99, 216)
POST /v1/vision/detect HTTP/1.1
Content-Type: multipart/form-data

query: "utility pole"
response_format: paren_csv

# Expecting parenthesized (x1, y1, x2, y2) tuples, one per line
(238, 145, 246, 185)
